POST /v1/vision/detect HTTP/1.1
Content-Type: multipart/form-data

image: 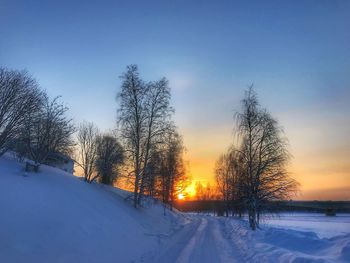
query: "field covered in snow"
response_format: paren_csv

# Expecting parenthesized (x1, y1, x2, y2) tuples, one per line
(1, 153, 349, 262)
(223, 216, 350, 262)
(262, 213, 350, 238)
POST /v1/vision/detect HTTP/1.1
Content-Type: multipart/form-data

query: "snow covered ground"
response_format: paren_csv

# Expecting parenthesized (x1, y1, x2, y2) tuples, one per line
(142, 213, 350, 263)
(223, 216, 350, 263)
(0, 153, 186, 263)
(262, 213, 350, 238)
(1, 153, 349, 262)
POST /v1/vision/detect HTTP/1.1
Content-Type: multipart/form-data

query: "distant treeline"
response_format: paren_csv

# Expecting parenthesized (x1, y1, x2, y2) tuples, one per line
(175, 200, 350, 214)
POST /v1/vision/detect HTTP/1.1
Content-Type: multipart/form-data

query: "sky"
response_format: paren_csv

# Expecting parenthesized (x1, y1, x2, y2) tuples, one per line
(1, 0, 349, 200)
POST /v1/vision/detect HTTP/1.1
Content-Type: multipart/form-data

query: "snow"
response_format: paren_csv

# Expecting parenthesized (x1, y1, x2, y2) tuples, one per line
(262, 213, 350, 238)
(0, 153, 185, 263)
(145, 213, 350, 262)
(142, 216, 244, 263)
(1, 152, 349, 263)
(223, 217, 350, 262)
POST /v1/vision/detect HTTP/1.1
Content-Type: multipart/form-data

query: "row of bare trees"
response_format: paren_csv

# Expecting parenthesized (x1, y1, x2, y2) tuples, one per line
(216, 87, 299, 230)
(195, 182, 218, 201)
(74, 65, 188, 208)
(1, 67, 124, 186)
(1, 65, 187, 209)
(75, 122, 124, 185)
(0, 68, 75, 166)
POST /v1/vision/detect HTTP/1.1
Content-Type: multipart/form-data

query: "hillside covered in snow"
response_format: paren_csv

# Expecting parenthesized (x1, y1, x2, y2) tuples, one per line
(0, 153, 186, 262)
(1, 153, 349, 263)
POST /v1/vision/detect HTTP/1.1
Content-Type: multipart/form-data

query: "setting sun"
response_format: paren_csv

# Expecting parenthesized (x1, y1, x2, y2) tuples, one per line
(178, 193, 185, 200)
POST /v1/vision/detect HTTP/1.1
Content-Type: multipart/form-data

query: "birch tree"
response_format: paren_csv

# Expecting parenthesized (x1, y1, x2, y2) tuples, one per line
(76, 122, 100, 182)
(138, 78, 173, 204)
(117, 65, 174, 207)
(235, 87, 298, 229)
(117, 65, 147, 207)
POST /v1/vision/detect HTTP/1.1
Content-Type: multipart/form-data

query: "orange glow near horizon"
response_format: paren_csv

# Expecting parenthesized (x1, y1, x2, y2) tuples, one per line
(184, 181, 197, 199)
(185, 123, 350, 201)
(180, 120, 350, 201)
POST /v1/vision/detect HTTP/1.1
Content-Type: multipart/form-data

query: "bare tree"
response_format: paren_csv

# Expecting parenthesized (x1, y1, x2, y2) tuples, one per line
(76, 122, 100, 182)
(142, 148, 162, 198)
(117, 65, 147, 207)
(195, 182, 215, 201)
(117, 65, 174, 207)
(20, 95, 75, 168)
(0, 68, 43, 156)
(158, 129, 188, 211)
(138, 78, 173, 204)
(235, 87, 298, 230)
(95, 134, 124, 185)
(215, 147, 242, 216)
(215, 153, 232, 216)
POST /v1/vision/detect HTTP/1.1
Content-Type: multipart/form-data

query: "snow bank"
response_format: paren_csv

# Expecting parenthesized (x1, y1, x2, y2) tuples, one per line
(223, 217, 350, 263)
(0, 153, 184, 263)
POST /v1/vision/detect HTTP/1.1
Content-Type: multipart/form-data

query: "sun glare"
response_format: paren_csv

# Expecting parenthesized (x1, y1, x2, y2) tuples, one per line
(185, 182, 196, 197)
(178, 193, 185, 200)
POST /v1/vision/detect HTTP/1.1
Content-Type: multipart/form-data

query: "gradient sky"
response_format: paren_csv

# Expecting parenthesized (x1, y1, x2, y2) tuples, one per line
(1, 0, 349, 200)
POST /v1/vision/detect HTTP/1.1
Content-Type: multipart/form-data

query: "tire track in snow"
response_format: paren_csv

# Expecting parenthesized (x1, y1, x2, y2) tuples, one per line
(211, 217, 245, 262)
(175, 218, 208, 263)
(143, 216, 203, 263)
(143, 215, 246, 263)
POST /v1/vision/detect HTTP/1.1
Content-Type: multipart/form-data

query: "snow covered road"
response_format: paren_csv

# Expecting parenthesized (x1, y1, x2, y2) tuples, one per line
(144, 216, 245, 263)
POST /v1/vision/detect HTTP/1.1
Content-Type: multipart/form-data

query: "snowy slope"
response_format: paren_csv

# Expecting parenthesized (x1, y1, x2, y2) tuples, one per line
(0, 153, 185, 263)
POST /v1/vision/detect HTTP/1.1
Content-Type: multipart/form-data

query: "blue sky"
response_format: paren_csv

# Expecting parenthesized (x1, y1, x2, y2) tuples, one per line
(1, 0, 349, 199)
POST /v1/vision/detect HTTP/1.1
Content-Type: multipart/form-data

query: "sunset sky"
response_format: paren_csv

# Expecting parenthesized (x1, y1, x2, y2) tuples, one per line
(1, 0, 349, 200)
